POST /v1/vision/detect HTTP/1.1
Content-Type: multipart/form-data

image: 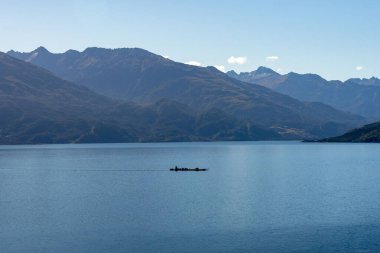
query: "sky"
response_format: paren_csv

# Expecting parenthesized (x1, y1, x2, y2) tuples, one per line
(1, 0, 379, 80)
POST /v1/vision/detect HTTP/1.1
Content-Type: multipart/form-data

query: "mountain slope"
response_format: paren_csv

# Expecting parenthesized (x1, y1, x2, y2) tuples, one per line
(8, 47, 364, 139)
(319, 122, 380, 142)
(228, 67, 380, 119)
(0, 53, 279, 144)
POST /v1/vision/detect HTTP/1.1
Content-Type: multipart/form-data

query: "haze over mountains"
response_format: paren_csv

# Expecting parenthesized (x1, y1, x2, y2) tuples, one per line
(6, 47, 364, 142)
(228, 67, 380, 119)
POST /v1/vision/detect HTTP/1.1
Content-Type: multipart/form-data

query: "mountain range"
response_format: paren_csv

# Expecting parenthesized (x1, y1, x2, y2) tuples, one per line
(1, 52, 281, 144)
(6, 47, 364, 141)
(228, 67, 380, 119)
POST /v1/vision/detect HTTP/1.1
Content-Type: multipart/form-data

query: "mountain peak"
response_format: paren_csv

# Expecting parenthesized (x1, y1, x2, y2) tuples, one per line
(243, 66, 279, 79)
(33, 46, 50, 54)
(226, 67, 281, 87)
(226, 70, 238, 78)
(255, 66, 278, 75)
(286, 72, 326, 83)
(65, 49, 80, 54)
(227, 67, 279, 80)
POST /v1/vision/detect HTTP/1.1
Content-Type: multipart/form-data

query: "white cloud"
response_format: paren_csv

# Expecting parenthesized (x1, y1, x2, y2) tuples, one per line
(214, 65, 226, 72)
(227, 56, 247, 65)
(185, 60, 202, 66)
(356, 66, 364, 71)
(163, 55, 170, 59)
(276, 68, 282, 73)
(266, 56, 279, 62)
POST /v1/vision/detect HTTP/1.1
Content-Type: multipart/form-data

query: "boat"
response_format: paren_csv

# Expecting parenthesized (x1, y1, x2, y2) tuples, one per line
(170, 166, 208, 171)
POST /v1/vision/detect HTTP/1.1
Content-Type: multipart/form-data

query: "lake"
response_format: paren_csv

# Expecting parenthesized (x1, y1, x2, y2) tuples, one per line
(1, 141, 380, 252)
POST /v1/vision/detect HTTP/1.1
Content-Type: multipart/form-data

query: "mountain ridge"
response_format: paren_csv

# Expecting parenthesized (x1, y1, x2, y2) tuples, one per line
(228, 67, 380, 119)
(7, 47, 365, 139)
(0, 52, 280, 144)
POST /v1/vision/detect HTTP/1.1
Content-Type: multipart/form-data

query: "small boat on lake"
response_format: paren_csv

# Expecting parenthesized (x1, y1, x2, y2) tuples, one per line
(170, 166, 208, 171)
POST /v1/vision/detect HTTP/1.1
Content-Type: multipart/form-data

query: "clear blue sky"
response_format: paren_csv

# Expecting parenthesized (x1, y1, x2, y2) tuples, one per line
(1, 0, 379, 80)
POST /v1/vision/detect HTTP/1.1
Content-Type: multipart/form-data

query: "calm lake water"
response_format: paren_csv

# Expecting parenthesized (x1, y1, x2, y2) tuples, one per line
(1, 141, 380, 252)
